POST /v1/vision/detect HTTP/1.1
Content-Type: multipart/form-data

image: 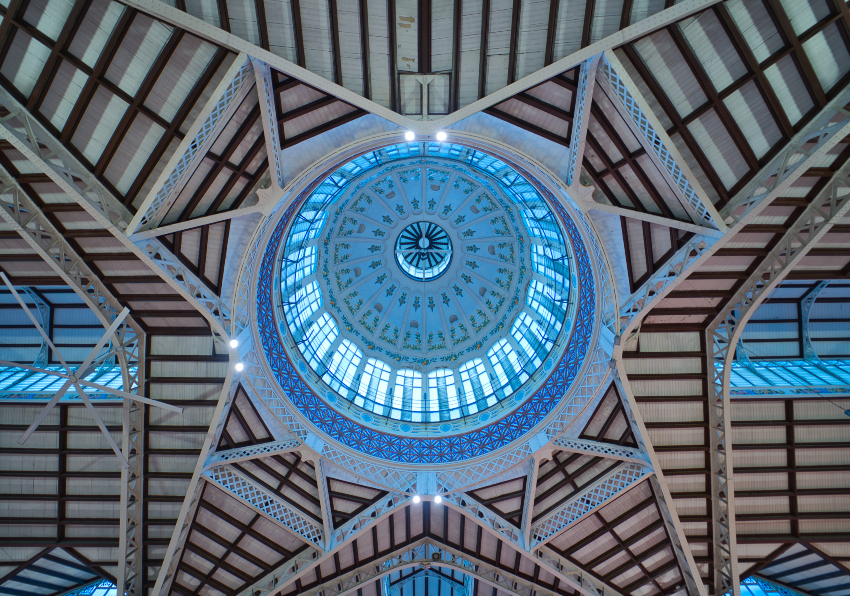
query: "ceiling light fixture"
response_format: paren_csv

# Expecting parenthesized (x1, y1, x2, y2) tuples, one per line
(412, 495, 421, 503)
(229, 339, 239, 348)
(235, 362, 244, 372)
(405, 131, 415, 141)
(436, 131, 447, 141)
(434, 495, 442, 504)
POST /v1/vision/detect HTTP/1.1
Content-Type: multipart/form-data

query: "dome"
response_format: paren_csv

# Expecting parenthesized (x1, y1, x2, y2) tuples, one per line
(255, 141, 596, 463)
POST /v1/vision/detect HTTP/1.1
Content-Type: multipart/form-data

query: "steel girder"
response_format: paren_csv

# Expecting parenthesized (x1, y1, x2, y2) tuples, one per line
(121, 0, 721, 134)
(0, 88, 234, 337)
(598, 52, 727, 232)
(617, 85, 850, 341)
(127, 55, 255, 235)
(0, 164, 146, 596)
(706, 159, 850, 596)
(566, 56, 600, 187)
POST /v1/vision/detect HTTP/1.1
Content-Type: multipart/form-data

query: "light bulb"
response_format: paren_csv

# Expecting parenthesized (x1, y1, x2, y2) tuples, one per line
(404, 131, 415, 141)
(434, 495, 442, 504)
(235, 362, 244, 372)
(436, 131, 447, 141)
(412, 495, 421, 503)
(229, 339, 238, 348)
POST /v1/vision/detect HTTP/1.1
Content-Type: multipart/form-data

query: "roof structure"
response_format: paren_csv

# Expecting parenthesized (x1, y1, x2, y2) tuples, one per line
(0, 1, 848, 596)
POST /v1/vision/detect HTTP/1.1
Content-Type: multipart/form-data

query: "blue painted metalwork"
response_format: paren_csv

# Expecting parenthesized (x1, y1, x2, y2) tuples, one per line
(255, 142, 596, 464)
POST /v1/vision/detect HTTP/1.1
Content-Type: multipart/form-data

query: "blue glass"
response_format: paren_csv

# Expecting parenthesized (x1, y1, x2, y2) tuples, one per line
(256, 142, 596, 463)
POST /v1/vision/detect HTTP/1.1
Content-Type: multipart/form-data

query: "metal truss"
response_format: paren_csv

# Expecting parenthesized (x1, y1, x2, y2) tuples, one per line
(153, 364, 239, 596)
(0, 88, 233, 337)
(706, 159, 850, 596)
(442, 491, 524, 547)
(612, 373, 705, 596)
(529, 461, 652, 548)
(20, 288, 50, 367)
(301, 540, 564, 596)
(204, 439, 302, 468)
(124, 0, 718, 135)
(580, 199, 727, 238)
(252, 58, 285, 192)
(0, 164, 146, 596)
(720, 86, 850, 225)
(383, 568, 471, 596)
(443, 488, 612, 596)
(567, 56, 600, 187)
(127, 55, 255, 235)
(550, 437, 647, 464)
(204, 464, 326, 550)
(598, 52, 727, 232)
(801, 281, 831, 361)
(617, 83, 850, 342)
(233, 492, 410, 596)
(521, 457, 540, 549)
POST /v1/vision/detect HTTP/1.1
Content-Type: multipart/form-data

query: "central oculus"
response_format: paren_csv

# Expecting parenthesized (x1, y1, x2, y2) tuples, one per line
(395, 221, 453, 281)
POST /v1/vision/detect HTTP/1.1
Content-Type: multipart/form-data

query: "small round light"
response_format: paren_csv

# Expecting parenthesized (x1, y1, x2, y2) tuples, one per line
(436, 131, 447, 141)
(412, 495, 421, 504)
(434, 495, 442, 504)
(235, 362, 244, 372)
(229, 339, 239, 348)
(404, 131, 415, 141)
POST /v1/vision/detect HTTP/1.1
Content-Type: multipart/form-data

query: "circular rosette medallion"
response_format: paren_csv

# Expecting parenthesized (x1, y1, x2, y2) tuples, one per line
(395, 221, 453, 281)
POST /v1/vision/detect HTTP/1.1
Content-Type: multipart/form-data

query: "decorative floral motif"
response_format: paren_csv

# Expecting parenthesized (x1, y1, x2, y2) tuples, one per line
(428, 331, 447, 351)
(380, 324, 399, 346)
(351, 194, 372, 212)
(462, 229, 475, 238)
(368, 245, 381, 253)
(256, 143, 595, 464)
(403, 330, 421, 351)
(373, 229, 385, 237)
(344, 291, 363, 314)
(385, 284, 397, 297)
(333, 243, 351, 264)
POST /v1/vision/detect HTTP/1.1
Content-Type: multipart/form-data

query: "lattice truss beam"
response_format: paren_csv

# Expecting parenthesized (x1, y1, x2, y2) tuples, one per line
(150, 374, 707, 596)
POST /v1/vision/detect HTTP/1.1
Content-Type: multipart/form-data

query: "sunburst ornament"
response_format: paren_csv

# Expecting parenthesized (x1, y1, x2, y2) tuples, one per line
(394, 221, 452, 281)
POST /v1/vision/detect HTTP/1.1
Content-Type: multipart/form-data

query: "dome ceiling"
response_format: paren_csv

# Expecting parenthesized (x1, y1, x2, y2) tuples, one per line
(254, 140, 596, 462)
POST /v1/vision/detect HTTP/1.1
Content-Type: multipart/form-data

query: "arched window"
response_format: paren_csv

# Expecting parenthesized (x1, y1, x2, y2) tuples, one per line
(358, 358, 392, 414)
(323, 339, 362, 398)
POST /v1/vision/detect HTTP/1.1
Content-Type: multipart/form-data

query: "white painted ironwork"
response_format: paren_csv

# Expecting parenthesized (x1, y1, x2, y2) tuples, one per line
(204, 439, 303, 468)
(236, 547, 320, 596)
(0, 89, 233, 337)
(567, 56, 599, 187)
(252, 58, 284, 191)
(442, 491, 524, 546)
(20, 288, 50, 367)
(706, 160, 850, 596)
(580, 199, 726, 238)
(551, 437, 647, 464)
(205, 464, 326, 549)
(383, 569, 469, 596)
(330, 490, 408, 548)
(123, 0, 719, 135)
(153, 355, 238, 596)
(0, 166, 147, 595)
(302, 540, 561, 596)
(618, 236, 716, 333)
(521, 456, 540, 549)
(801, 281, 830, 361)
(128, 56, 255, 234)
(721, 88, 850, 226)
(529, 461, 652, 547)
(598, 53, 726, 232)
